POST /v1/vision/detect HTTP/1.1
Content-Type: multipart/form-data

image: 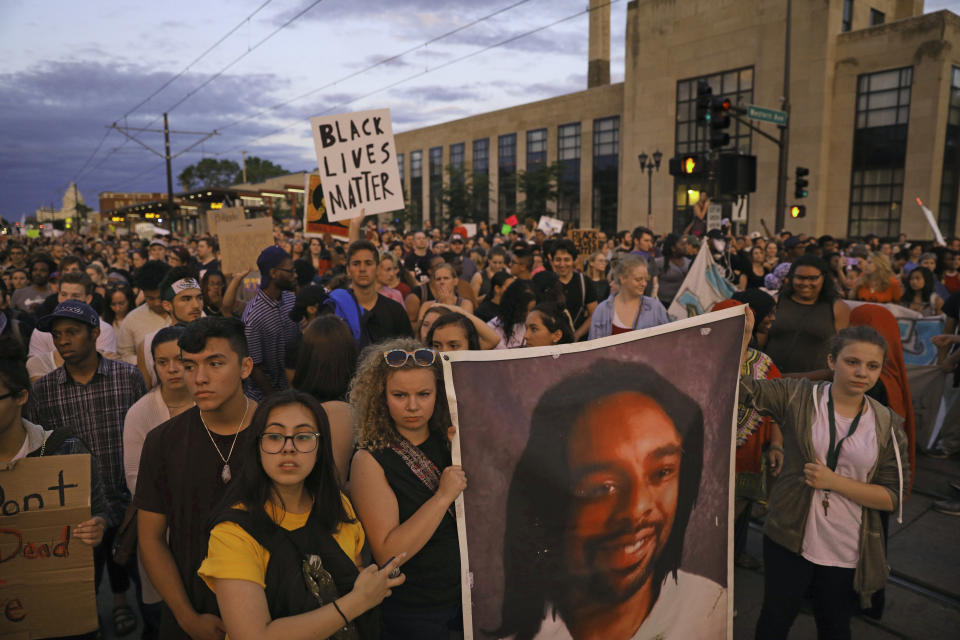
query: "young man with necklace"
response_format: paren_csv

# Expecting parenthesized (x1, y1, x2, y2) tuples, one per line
(136, 317, 258, 639)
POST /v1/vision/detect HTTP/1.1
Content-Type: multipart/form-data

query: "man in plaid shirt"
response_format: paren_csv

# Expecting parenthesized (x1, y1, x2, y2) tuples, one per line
(26, 300, 146, 635)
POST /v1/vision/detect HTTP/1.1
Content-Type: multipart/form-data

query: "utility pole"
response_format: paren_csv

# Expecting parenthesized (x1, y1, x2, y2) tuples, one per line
(109, 118, 218, 234)
(242, 150, 248, 183)
(774, 0, 792, 232)
(164, 113, 174, 232)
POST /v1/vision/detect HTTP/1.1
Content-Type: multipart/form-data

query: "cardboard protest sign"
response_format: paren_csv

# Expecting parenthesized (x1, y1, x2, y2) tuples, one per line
(218, 216, 274, 275)
(668, 243, 737, 320)
(537, 215, 564, 235)
(442, 307, 742, 640)
(310, 108, 404, 221)
(206, 206, 245, 237)
(303, 174, 349, 240)
(0, 454, 97, 639)
(567, 228, 600, 257)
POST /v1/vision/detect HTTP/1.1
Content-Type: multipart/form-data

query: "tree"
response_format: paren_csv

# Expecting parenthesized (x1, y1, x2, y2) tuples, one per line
(440, 165, 471, 223)
(177, 158, 241, 191)
(238, 156, 289, 184)
(517, 161, 565, 217)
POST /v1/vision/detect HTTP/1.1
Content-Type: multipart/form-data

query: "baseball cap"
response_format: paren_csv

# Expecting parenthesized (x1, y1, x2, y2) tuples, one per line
(784, 236, 803, 249)
(37, 301, 99, 332)
(684, 234, 701, 248)
(450, 234, 464, 243)
(149, 238, 168, 248)
(750, 231, 762, 239)
(257, 245, 291, 287)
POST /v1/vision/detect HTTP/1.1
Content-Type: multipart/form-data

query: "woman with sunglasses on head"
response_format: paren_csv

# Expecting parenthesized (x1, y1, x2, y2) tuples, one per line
(198, 390, 404, 640)
(349, 339, 466, 639)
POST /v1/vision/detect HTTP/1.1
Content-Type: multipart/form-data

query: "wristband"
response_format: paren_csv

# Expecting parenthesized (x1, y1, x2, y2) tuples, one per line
(332, 600, 349, 627)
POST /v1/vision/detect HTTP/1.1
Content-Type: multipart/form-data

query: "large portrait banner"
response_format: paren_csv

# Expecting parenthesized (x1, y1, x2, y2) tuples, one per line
(442, 307, 744, 640)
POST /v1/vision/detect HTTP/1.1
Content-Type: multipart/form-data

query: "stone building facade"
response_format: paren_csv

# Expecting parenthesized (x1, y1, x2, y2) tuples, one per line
(393, 0, 960, 240)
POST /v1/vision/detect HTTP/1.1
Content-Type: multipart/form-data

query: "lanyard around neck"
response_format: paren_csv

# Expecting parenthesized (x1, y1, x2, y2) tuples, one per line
(826, 390, 865, 472)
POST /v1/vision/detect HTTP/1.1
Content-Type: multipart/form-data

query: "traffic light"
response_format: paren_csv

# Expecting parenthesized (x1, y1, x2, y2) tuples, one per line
(696, 82, 712, 125)
(795, 166, 809, 199)
(668, 154, 705, 176)
(790, 205, 806, 219)
(709, 96, 732, 149)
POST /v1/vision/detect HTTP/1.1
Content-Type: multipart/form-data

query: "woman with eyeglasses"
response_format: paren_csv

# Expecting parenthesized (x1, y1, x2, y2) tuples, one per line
(349, 339, 466, 639)
(198, 390, 403, 640)
(588, 254, 668, 339)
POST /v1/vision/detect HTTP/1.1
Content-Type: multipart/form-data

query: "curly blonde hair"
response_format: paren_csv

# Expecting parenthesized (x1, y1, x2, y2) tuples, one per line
(865, 251, 895, 292)
(349, 337, 451, 451)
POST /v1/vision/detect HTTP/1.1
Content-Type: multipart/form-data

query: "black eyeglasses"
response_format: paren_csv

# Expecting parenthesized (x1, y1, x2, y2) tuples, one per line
(259, 432, 320, 454)
(383, 348, 437, 368)
(0, 390, 22, 401)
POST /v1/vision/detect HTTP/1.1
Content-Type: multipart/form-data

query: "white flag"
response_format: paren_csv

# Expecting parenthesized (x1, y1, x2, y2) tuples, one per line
(668, 243, 737, 320)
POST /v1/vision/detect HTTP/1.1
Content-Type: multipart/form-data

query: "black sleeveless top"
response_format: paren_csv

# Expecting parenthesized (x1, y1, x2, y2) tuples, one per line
(764, 296, 836, 374)
(369, 433, 461, 611)
(212, 507, 379, 639)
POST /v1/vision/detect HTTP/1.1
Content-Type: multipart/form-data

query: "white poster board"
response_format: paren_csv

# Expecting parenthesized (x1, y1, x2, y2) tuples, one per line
(309, 108, 404, 222)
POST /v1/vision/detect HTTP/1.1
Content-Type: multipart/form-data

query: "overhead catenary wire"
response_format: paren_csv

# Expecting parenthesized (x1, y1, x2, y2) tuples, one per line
(162, 0, 326, 115)
(97, 0, 535, 187)
(215, 0, 623, 155)
(74, 0, 277, 182)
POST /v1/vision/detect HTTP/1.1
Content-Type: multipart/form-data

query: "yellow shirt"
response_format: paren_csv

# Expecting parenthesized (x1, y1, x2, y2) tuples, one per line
(198, 494, 365, 592)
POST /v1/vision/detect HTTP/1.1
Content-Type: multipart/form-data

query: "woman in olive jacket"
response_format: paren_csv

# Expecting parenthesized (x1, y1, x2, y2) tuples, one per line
(737, 309, 908, 640)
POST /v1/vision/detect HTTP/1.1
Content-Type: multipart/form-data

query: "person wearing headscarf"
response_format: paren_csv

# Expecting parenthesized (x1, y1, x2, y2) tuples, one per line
(849, 304, 916, 494)
(713, 298, 783, 569)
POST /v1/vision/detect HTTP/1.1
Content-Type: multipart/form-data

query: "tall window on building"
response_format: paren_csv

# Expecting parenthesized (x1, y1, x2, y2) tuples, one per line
(939, 67, 960, 233)
(429, 146, 443, 227)
(527, 129, 547, 169)
(473, 139, 490, 220)
(499, 133, 517, 220)
(450, 143, 465, 170)
(849, 67, 912, 237)
(842, 0, 853, 32)
(409, 150, 423, 223)
(674, 67, 754, 232)
(397, 153, 405, 188)
(870, 9, 885, 26)
(592, 116, 619, 233)
(557, 123, 581, 223)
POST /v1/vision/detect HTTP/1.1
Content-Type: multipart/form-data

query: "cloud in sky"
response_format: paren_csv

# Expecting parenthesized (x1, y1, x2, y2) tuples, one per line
(0, 0, 623, 215)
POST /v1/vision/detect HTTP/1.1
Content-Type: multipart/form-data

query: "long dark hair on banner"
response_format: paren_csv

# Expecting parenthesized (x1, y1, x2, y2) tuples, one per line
(212, 390, 351, 534)
(494, 359, 704, 639)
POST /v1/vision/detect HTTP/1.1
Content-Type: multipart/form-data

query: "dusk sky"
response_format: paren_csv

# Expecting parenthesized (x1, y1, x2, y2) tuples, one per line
(1, 0, 957, 218)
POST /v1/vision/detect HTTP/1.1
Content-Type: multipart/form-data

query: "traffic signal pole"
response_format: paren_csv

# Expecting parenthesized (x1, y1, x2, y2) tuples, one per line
(774, 0, 792, 232)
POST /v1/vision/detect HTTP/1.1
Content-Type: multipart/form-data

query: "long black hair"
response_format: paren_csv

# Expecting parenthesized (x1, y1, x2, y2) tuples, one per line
(292, 315, 358, 402)
(904, 266, 935, 305)
(215, 390, 351, 533)
(496, 280, 535, 343)
(495, 359, 704, 639)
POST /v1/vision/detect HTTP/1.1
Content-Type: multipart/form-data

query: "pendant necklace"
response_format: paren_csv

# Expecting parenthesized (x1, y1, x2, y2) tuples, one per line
(200, 397, 250, 483)
(823, 391, 865, 518)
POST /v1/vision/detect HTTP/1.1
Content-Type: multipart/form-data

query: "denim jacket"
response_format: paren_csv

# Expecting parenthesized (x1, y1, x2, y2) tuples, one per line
(738, 376, 909, 607)
(588, 293, 668, 340)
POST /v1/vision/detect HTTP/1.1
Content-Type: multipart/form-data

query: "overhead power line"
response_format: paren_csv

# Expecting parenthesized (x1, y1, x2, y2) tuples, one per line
(216, 0, 623, 154)
(216, 0, 536, 134)
(74, 0, 275, 182)
(122, 0, 275, 119)
(163, 0, 326, 114)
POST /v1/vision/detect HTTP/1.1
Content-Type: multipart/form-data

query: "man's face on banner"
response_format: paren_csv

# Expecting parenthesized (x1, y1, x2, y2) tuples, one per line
(564, 391, 683, 603)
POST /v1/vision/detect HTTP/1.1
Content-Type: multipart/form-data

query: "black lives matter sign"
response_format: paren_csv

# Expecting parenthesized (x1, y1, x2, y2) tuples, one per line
(310, 108, 405, 221)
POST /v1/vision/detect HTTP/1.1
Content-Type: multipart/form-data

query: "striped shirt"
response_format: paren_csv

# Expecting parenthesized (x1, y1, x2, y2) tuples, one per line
(241, 288, 299, 400)
(26, 356, 146, 525)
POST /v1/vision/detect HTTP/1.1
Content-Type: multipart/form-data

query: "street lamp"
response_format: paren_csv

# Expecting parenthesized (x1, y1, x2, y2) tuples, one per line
(638, 150, 663, 229)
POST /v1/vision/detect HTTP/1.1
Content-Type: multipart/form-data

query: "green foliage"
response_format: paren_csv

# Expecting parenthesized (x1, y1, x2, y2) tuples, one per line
(177, 158, 241, 191)
(238, 156, 289, 184)
(517, 161, 565, 216)
(439, 165, 492, 223)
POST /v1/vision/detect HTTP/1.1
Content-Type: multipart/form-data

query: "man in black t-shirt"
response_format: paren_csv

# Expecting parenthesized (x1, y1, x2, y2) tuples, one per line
(335, 240, 413, 348)
(136, 317, 257, 639)
(549, 239, 598, 341)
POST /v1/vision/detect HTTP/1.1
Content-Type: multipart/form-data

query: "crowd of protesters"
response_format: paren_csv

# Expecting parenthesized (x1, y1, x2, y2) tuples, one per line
(0, 209, 958, 640)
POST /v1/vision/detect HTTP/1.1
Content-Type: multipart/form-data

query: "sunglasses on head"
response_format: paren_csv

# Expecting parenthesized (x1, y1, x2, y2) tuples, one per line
(383, 348, 437, 368)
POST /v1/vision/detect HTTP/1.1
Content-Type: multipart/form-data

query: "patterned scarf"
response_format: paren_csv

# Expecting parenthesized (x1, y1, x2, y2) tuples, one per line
(391, 436, 455, 517)
(737, 348, 775, 446)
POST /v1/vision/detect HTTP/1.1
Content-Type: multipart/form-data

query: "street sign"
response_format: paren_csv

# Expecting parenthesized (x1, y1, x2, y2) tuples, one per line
(747, 105, 787, 126)
(707, 203, 723, 231)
